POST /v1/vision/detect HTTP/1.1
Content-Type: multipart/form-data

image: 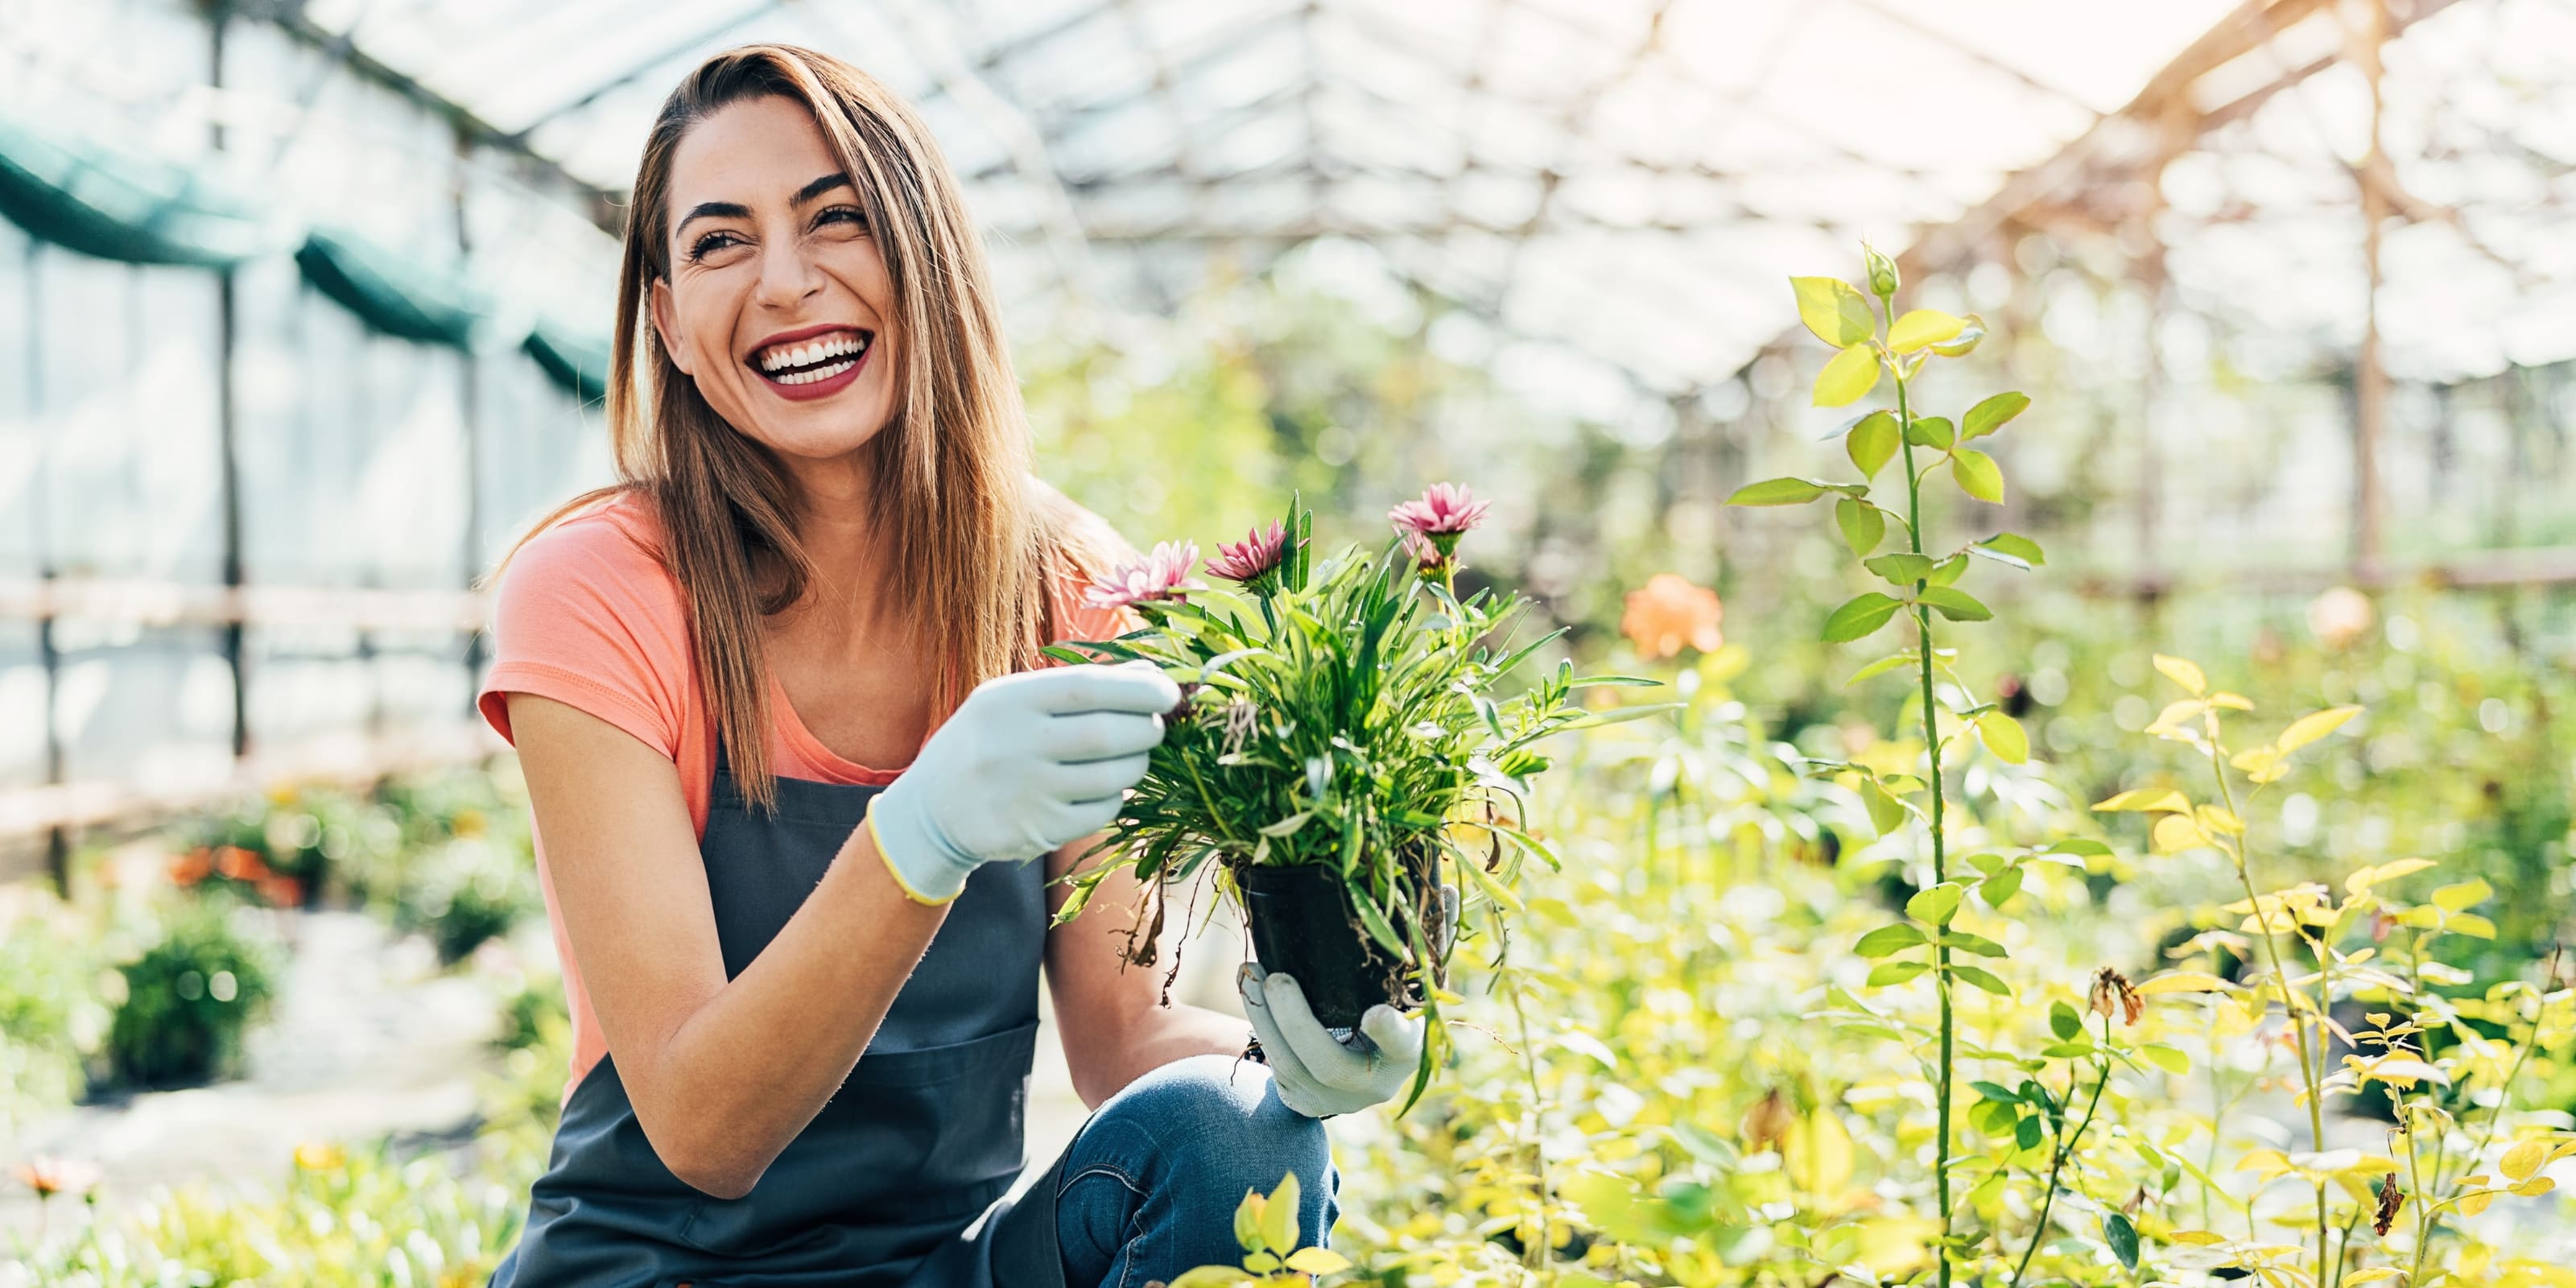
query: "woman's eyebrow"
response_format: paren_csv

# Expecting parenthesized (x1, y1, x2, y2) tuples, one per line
(674, 174, 852, 240)
(793, 171, 853, 205)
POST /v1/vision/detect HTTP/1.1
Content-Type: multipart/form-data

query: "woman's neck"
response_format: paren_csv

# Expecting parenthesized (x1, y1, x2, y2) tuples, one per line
(775, 450, 898, 645)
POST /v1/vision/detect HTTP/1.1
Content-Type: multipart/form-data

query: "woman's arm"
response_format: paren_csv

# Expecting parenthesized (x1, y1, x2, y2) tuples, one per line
(510, 693, 946, 1199)
(1042, 838, 1252, 1108)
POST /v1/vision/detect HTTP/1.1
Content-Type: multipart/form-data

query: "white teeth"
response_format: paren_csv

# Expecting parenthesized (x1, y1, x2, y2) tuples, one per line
(776, 357, 857, 386)
(757, 331, 870, 374)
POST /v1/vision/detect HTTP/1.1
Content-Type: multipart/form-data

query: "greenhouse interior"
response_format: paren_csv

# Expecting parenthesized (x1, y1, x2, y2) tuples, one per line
(2, 0, 2574, 1282)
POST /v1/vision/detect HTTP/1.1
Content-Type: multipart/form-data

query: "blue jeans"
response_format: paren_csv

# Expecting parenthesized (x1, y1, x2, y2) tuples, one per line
(1053, 1054, 1340, 1288)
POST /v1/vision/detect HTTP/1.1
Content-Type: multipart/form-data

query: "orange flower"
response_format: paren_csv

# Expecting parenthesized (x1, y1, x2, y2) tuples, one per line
(13, 1155, 101, 1199)
(1620, 573, 1724, 659)
(258, 874, 305, 908)
(215, 845, 270, 882)
(168, 848, 213, 887)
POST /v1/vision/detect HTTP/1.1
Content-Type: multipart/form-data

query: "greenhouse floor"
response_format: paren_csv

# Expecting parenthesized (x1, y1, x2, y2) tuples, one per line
(0, 906, 1279, 1239)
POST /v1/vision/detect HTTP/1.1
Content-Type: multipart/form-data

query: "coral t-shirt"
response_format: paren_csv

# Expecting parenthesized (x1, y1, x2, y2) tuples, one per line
(475, 489, 1137, 1098)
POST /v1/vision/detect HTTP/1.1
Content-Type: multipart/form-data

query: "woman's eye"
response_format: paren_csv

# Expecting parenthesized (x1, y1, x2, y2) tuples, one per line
(818, 206, 867, 233)
(687, 232, 741, 262)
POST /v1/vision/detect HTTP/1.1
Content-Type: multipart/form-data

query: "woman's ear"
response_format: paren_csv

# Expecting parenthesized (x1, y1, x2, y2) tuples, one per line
(649, 275, 696, 377)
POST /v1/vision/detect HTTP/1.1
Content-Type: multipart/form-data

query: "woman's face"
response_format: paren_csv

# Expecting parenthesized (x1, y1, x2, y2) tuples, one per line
(649, 95, 900, 465)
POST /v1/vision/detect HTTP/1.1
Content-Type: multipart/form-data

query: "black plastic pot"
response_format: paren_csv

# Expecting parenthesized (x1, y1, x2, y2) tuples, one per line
(1236, 861, 1439, 1029)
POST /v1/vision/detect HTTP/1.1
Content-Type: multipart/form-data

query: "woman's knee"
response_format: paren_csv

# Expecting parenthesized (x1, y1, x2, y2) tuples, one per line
(1097, 1054, 1331, 1195)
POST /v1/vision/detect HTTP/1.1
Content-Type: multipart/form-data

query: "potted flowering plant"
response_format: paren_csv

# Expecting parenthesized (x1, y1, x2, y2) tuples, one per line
(1044, 484, 1662, 1108)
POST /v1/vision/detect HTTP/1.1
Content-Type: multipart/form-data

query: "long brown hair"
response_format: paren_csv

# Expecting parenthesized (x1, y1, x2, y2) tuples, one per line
(497, 43, 1128, 808)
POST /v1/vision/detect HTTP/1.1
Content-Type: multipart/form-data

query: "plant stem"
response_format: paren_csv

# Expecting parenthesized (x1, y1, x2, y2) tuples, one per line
(2201, 728, 2329, 1287)
(1501, 921, 1551, 1279)
(1894, 356, 1958, 1286)
(2011, 1015, 2113, 1286)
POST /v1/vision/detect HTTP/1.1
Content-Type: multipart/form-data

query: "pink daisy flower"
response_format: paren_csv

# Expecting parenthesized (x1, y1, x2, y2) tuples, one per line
(1084, 539, 1205, 611)
(1388, 482, 1491, 539)
(1203, 519, 1295, 586)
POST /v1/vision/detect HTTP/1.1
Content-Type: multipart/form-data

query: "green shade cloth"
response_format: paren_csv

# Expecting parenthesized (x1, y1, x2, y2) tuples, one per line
(525, 316, 613, 403)
(296, 227, 506, 350)
(0, 110, 291, 267)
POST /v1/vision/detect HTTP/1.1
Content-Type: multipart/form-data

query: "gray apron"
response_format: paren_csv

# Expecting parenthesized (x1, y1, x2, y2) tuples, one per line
(489, 748, 1071, 1287)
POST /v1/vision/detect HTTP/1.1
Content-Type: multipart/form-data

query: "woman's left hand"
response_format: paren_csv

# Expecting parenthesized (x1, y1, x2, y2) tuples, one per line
(1237, 962, 1424, 1118)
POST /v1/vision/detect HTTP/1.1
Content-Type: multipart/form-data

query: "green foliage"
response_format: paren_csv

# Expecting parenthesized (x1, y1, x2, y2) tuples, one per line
(1162, 1171, 1354, 1286)
(104, 899, 280, 1089)
(1047, 490, 1662, 1107)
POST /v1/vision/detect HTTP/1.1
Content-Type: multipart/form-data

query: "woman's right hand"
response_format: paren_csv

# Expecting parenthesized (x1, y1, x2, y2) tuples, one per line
(864, 659, 1180, 905)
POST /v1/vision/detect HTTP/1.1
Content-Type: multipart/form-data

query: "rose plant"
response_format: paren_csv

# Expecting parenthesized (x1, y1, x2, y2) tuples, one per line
(1046, 485, 1666, 1110)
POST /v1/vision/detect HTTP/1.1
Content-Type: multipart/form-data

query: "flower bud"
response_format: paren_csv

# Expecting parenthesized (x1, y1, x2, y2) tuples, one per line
(1864, 242, 1901, 298)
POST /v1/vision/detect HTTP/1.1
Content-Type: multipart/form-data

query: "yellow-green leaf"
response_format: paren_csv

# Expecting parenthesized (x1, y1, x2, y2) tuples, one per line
(1847, 411, 1899, 477)
(1728, 477, 1828, 506)
(1951, 448, 2004, 502)
(2153, 813, 2210, 853)
(2432, 877, 2492, 913)
(1975, 711, 2028, 764)
(1286, 1246, 1352, 1274)
(1167, 1266, 1257, 1288)
(2277, 705, 2363, 753)
(1930, 312, 1985, 357)
(1888, 308, 1967, 353)
(2094, 787, 2190, 813)
(2136, 972, 2233, 995)
(1259, 1173, 1299, 1253)
(2153, 654, 2208, 696)
(1233, 1190, 1265, 1250)
(1962, 390, 2029, 439)
(1792, 275, 1876, 348)
(2502, 1140, 2548, 1183)
(1836, 497, 1885, 557)
(1814, 343, 1881, 407)
(2345, 857, 2438, 894)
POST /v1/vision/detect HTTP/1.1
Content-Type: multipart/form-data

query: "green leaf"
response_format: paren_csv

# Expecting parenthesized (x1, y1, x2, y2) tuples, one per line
(1917, 587, 1992, 622)
(1860, 778, 1908, 836)
(1903, 415, 1955, 450)
(1844, 651, 1918, 687)
(1813, 343, 1881, 407)
(1942, 930, 2008, 957)
(1925, 553, 1967, 587)
(2016, 1113, 2046, 1151)
(2140, 1044, 2192, 1075)
(1963, 391, 2030, 439)
(1867, 960, 1930, 987)
(1792, 276, 1876, 348)
(1888, 308, 1967, 353)
(1847, 411, 1899, 478)
(1952, 964, 2012, 996)
(2103, 1212, 2140, 1270)
(2432, 877, 2493, 913)
(1975, 711, 2029, 764)
(1285, 1247, 1352, 1274)
(1835, 497, 1885, 558)
(1906, 883, 1963, 927)
(1233, 1190, 1265, 1251)
(1260, 1173, 1300, 1255)
(1951, 448, 2004, 502)
(1973, 1080, 2024, 1104)
(1854, 923, 1929, 958)
(1971, 532, 2046, 568)
(2277, 704, 2363, 753)
(1823, 592, 1905, 643)
(1727, 476, 1828, 506)
(1930, 312, 1986, 357)
(2050, 1001, 2083, 1040)
(1864, 553, 1934, 586)
(1349, 891, 1409, 958)
(1979, 865, 2025, 906)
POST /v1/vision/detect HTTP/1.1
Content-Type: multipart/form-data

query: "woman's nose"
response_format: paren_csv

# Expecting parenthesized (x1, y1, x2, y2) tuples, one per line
(753, 237, 825, 309)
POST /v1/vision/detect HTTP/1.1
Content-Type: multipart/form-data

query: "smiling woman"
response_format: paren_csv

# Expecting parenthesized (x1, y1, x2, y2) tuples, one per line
(470, 43, 1388, 1288)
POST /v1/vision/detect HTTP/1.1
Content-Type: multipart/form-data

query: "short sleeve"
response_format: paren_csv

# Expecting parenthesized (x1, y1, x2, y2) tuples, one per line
(476, 509, 692, 759)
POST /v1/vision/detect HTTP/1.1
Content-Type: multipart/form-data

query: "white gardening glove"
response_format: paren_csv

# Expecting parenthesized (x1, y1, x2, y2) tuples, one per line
(1235, 884, 1456, 1119)
(865, 659, 1179, 905)
(1238, 962, 1424, 1119)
